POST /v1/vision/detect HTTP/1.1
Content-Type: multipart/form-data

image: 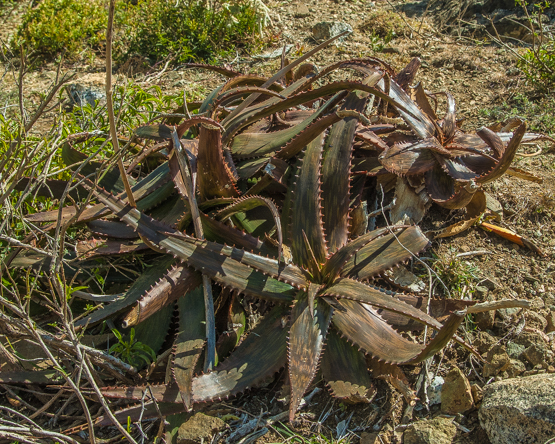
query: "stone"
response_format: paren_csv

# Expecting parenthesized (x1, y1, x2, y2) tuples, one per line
(506, 342, 525, 359)
(382, 46, 401, 54)
(525, 312, 548, 331)
(471, 384, 483, 404)
(522, 344, 546, 366)
(428, 376, 444, 406)
(475, 310, 495, 330)
(293, 3, 310, 18)
(546, 310, 555, 333)
(475, 286, 489, 299)
(403, 417, 457, 444)
(483, 345, 511, 377)
(506, 359, 526, 378)
(474, 331, 496, 354)
(177, 413, 226, 444)
(441, 367, 474, 414)
(360, 432, 380, 444)
(66, 84, 105, 108)
(485, 192, 503, 221)
(479, 374, 555, 444)
(312, 21, 353, 43)
(480, 277, 499, 291)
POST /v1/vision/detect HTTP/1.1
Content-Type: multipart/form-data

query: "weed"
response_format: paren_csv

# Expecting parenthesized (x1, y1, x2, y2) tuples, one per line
(479, 92, 555, 134)
(429, 251, 481, 299)
(271, 423, 352, 444)
(109, 327, 156, 368)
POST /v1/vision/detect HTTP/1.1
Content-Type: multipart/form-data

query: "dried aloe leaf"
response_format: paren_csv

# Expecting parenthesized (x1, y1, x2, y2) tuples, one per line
(196, 124, 239, 201)
(477, 123, 526, 183)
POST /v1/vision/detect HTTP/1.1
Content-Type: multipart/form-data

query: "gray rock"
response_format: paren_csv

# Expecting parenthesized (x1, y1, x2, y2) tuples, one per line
(312, 21, 353, 43)
(428, 375, 444, 406)
(403, 417, 457, 444)
(479, 374, 555, 444)
(441, 367, 474, 414)
(485, 192, 503, 221)
(293, 3, 310, 18)
(177, 413, 225, 444)
(480, 277, 499, 291)
(67, 84, 105, 108)
(506, 342, 525, 359)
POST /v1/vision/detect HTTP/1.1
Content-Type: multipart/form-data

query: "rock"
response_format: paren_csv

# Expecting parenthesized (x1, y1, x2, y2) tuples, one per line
(526, 312, 548, 331)
(506, 359, 526, 378)
(514, 331, 546, 350)
(522, 344, 546, 366)
(485, 192, 503, 221)
(475, 286, 489, 299)
(428, 376, 444, 406)
(483, 345, 511, 377)
(474, 331, 496, 354)
(360, 431, 380, 444)
(475, 310, 495, 330)
(471, 384, 483, 404)
(479, 374, 555, 444)
(66, 84, 105, 108)
(293, 3, 310, 18)
(497, 307, 521, 320)
(177, 413, 226, 444)
(441, 367, 474, 414)
(403, 417, 457, 444)
(312, 21, 353, 43)
(506, 342, 525, 359)
(480, 277, 499, 291)
(546, 310, 555, 333)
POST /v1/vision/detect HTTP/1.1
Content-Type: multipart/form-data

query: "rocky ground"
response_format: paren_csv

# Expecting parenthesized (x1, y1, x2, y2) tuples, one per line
(1, 0, 555, 443)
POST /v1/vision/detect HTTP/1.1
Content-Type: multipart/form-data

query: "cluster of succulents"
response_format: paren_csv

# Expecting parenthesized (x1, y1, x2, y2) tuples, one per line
(9, 37, 547, 426)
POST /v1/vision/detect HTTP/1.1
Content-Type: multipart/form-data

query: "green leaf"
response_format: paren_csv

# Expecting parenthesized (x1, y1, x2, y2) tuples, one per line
(192, 304, 289, 403)
(320, 330, 375, 403)
(288, 290, 332, 420)
(172, 286, 206, 410)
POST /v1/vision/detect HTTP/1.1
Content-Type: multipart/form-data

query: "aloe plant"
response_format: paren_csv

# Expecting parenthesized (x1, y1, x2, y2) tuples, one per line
(9, 44, 511, 428)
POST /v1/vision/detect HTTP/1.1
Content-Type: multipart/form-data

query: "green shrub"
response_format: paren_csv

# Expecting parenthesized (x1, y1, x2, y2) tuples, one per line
(12, 0, 113, 57)
(120, 0, 260, 63)
(12, 0, 261, 63)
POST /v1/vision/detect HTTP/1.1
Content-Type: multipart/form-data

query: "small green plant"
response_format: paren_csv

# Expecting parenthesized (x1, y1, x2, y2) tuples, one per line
(431, 252, 481, 299)
(514, 1, 555, 88)
(109, 327, 156, 368)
